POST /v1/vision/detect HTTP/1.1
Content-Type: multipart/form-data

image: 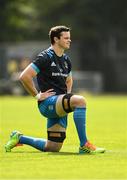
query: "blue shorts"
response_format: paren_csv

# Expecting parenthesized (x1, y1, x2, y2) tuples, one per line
(38, 95, 67, 129)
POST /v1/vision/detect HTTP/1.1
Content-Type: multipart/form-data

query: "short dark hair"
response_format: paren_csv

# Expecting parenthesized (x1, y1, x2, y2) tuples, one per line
(49, 25, 70, 45)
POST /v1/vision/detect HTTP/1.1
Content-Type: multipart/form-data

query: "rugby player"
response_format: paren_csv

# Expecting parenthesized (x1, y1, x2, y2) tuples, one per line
(5, 25, 105, 154)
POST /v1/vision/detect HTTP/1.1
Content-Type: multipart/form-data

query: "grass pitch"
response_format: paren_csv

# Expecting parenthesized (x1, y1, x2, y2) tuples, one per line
(0, 94, 127, 180)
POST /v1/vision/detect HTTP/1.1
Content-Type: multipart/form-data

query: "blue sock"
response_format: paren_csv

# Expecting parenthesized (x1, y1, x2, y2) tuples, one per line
(19, 136, 46, 151)
(73, 107, 87, 146)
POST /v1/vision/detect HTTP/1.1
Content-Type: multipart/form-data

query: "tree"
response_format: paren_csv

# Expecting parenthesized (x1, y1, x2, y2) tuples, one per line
(0, 0, 35, 41)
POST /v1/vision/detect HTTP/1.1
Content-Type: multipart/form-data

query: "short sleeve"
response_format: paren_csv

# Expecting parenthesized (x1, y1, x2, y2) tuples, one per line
(32, 53, 49, 73)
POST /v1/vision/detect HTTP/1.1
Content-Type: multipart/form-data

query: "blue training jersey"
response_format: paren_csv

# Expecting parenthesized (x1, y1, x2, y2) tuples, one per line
(32, 47, 72, 95)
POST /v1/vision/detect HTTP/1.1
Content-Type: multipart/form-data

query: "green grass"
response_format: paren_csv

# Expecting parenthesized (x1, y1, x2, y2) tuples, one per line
(0, 94, 127, 180)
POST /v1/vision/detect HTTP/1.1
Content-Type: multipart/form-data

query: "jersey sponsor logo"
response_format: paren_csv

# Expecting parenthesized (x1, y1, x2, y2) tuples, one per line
(52, 72, 68, 77)
(51, 62, 56, 67)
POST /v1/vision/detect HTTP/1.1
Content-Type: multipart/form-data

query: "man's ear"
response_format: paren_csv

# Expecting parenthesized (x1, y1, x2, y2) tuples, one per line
(54, 37, 59, 43)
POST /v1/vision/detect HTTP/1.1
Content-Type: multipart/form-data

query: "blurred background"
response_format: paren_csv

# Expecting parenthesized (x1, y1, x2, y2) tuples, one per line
(0, 0, 127, 95)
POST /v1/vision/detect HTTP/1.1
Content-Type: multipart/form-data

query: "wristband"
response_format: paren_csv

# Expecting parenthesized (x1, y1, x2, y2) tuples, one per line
(35, 93, 41, 100)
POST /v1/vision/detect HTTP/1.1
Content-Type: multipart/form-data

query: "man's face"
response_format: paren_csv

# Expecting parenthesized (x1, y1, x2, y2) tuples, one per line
(57, 31, 71, 50)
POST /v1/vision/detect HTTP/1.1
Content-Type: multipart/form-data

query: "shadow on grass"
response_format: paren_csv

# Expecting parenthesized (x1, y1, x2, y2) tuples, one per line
(11, 151, 80, 155)
(11, 151, 95, 156)
(48, 152, 79, 155)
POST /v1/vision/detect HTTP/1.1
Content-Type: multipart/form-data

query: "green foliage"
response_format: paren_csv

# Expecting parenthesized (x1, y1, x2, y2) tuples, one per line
(0, 0, 127, 41)
(0, 95, 127, 179)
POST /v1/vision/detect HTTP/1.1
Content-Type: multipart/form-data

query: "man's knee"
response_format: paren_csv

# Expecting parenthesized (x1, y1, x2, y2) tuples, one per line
(45, 140, 63, 152)
(70, 95, 86, 108)
(44, 130, 66, 152)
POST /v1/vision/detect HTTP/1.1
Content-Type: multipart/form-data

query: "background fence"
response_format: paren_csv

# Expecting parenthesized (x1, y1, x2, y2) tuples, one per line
(0, 40, 127, 95)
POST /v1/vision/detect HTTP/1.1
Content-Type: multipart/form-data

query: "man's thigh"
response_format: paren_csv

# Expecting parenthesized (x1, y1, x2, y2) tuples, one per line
(38, 95, 70, 152)
(55, 95, 67, 116)
(38, 95, 67, 117)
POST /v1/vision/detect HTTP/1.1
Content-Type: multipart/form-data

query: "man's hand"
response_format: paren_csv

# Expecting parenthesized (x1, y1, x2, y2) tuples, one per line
(35, 89, 56, 101)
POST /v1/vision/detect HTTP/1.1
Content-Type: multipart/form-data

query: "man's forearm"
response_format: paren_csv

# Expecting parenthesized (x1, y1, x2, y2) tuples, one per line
(20, 76, 38, 97)
(66, 77, 73, 93)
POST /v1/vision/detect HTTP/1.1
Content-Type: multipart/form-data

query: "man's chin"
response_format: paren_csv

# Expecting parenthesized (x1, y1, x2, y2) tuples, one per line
(65, 46, 70, 50)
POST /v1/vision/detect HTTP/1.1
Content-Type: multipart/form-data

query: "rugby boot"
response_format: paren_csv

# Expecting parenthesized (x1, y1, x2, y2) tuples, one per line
(5, 130, 23, 152)
(79, 141, 105, 154)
